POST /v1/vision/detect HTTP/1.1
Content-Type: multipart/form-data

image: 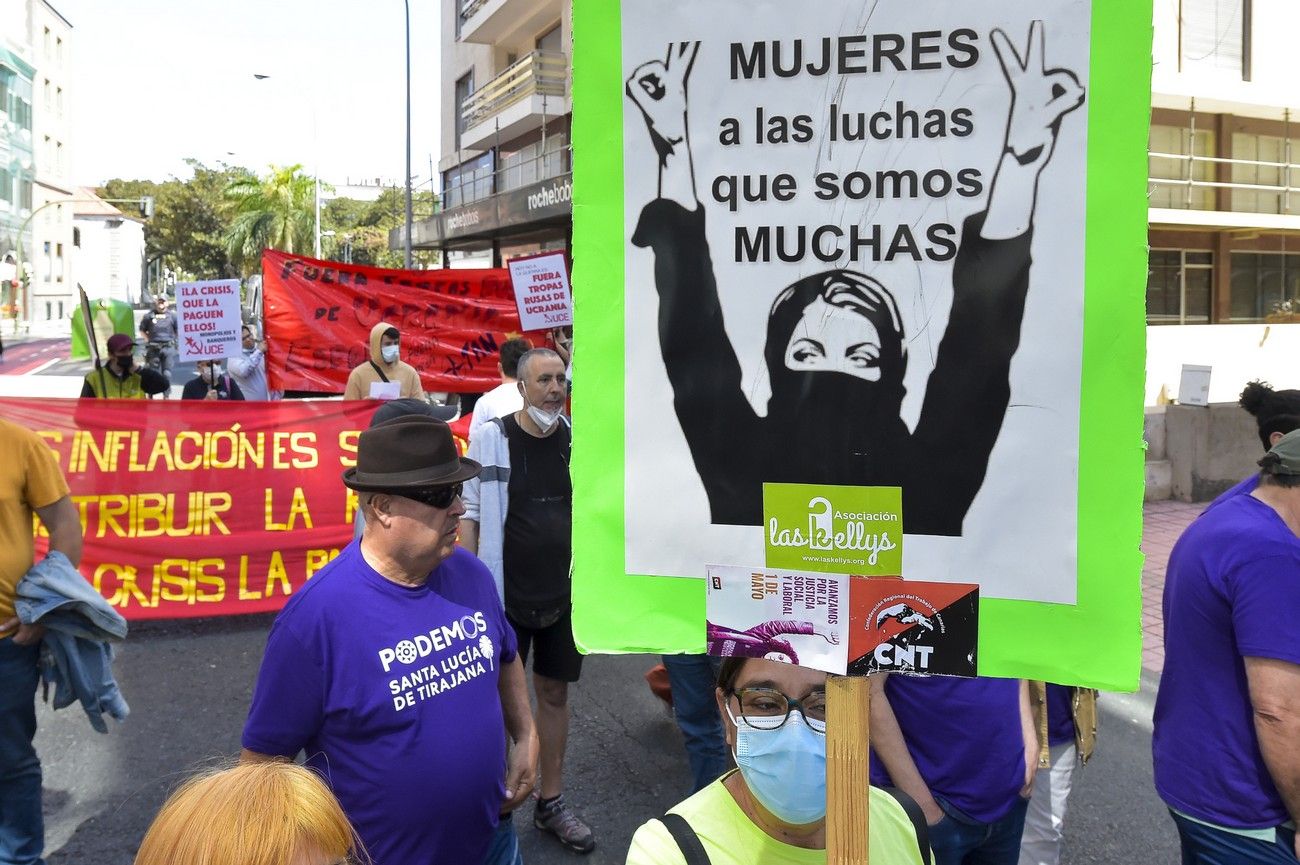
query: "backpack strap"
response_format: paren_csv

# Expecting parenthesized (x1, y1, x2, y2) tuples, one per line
(883, 787, 933, 865)
(369, 360, 390, 382)
(656, 813, 711, 865)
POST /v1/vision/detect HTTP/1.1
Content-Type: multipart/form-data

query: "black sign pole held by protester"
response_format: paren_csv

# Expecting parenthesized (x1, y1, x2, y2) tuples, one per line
(78, 287, 107, 397)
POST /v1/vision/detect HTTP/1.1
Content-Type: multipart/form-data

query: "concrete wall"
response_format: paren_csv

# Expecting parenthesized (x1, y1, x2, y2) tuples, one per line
(1164, 403, 1261, 502)
(1146, 323, 1300, 406)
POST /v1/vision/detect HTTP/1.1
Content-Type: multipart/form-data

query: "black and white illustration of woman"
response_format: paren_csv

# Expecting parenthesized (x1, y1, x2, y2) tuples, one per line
(626, 24, 1084, 536)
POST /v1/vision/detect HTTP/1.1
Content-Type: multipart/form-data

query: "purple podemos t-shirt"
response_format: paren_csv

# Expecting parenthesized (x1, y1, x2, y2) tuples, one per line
(1153, 494, 1300, 829)
(1045, 684, 1075, 747)
(243, 543, 518, 865)
(870, 674, 1026, 823)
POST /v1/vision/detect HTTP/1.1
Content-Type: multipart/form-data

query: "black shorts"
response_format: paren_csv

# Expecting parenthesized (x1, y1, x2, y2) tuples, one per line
(507, 604, 583, 683)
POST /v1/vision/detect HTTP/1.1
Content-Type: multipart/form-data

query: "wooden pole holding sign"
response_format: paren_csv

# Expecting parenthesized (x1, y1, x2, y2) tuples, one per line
(826, 675, 871, 864)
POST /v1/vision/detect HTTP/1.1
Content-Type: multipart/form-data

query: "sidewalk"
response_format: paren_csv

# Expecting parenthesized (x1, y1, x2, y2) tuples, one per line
(1140, 499, 1202, 674)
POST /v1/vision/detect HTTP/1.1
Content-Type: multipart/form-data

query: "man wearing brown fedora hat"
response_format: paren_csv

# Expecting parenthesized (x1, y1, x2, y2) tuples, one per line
(241, 414, 538, 865)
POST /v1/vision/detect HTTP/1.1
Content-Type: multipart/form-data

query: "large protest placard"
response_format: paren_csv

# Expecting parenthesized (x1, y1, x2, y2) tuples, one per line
(571, 0, 1150, 689)
(9, 397, 376, 620)
(261, 251, 528, 394)
(177, 279, 242, 362)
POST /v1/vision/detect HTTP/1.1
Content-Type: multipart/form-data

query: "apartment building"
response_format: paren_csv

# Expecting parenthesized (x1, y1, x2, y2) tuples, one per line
(412, 0, 571, 267)
(0, 0, 35, 316)
(30, 0, 73, 322)
(1146, 0, 1300, 403)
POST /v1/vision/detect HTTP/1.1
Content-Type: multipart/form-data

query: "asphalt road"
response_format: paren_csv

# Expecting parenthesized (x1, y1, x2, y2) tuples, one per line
(34, 614, 1180, 865)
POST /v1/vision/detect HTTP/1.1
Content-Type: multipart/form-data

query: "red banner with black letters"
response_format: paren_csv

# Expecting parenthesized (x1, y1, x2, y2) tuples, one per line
(262, 250, 528, 394)
(10, 397, 382, 621)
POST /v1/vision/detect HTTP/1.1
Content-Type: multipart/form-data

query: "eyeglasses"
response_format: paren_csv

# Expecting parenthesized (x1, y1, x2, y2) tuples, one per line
(726, 687, 827, 733)
(397, 483, 463, 510)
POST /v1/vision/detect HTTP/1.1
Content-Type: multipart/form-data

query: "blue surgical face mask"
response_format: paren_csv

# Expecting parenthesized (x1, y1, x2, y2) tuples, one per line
(727, 704, 827, 825)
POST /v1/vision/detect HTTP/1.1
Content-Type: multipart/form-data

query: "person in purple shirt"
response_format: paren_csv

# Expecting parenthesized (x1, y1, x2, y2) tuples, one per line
(241, 415, 539, 865)
(870, 673, 1036, 865)
(1153, 429, 1300, 864)
(1203, 380, 1300, 513)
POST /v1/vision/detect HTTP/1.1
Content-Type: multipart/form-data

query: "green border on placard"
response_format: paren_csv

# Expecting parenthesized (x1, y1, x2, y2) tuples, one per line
(572, 0, 1150, 691)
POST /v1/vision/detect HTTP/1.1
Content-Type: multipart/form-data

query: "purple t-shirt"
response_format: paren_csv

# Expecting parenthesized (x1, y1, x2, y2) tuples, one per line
(1202, 474, 1258, 514)
(1045, 684, 1075, 747)
(243, 543, 518, 865)
(870, 675, 1026, 823)
(1153, 494, 1300, 829)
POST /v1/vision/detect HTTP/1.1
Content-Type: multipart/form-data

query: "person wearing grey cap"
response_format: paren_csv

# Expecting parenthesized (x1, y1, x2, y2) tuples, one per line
(1153, 428, 1300, 863)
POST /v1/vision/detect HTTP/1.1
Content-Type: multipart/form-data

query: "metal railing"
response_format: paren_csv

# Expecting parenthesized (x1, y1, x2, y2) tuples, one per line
(1149, 151, 1300, 213)
(459, 0, 490, 28)
(442, 146, 570, 211)
(460, 51, 567, 131)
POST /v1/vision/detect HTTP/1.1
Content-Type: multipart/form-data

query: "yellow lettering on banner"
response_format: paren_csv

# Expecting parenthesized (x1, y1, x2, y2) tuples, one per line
(174, 431, 203, 470)
(338, 430, 359, 467)
(344, 488, 359, 525)
(238, 555, 261, 601)
(203, 492, 232, 535)
(305, 548, 340, 579)
(36, 431, 63, 467)
(265, 487, 313, 531)
(239, 432, 266, 469)
(156, 558, 193, 604)
(93, 562, 151, 608)
(195, 558, 226, 602)
(98, 495, 130, 538)
(145, 433, 176, 472)
(266, 551, 291, 597)
(133, 493, 168, 538)
(290, 433, 318, 468)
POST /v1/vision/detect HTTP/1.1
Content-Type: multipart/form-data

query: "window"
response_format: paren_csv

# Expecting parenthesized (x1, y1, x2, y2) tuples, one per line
(56, 37, 63, 64)
(1180, 0, 1250, 80)
(0, 67, 10, 116)
(43, 27, 50, 57)
(56, 142, 63, 173)
(17, 180, 31, 211)
(12, 97, 31, 131)
(536, 24, 563, 54)
(442, 151, 494, 209)
(56, 87, 62, 116)
(454, 71, 475, 150)
(1150, 124, 1217, 210)
(72, 227, 80, 247)
(1147, 249, 1213, 324)
(1230, 251, 1300, 321)
(43, 79, 50, 108)
(0, 168, 10, 204)
(1231, 132, 1300, 214)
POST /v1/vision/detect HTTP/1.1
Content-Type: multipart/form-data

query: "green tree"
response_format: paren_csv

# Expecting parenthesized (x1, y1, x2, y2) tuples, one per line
(224, 164, 319, 274)
(322, 186, 437, 269)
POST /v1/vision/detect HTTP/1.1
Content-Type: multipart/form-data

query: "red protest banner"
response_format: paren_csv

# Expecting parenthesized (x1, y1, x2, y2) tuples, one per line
(8, 397, 379, 621)
(262, 250, 527, 394)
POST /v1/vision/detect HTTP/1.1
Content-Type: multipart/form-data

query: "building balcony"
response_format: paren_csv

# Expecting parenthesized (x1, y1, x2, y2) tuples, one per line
(459, 51, 568, 151)
(458, 0, 561, 46)
(1149, 150, 1300, 231)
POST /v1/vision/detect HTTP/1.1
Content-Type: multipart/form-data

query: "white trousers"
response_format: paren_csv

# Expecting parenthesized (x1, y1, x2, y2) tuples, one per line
(1018, 741, 1079, 865)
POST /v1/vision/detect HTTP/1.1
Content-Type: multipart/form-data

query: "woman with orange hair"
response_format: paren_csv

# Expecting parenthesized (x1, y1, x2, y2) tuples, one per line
(134, 761, 361, 865)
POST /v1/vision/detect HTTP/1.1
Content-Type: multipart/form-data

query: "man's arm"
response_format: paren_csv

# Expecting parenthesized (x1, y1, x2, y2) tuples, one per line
(1245, 655, 1300, 853)
(36, 496, 83, 567)
(227, 350, 260, 379)
(139, 368, 169, 395)
(869, 674, 945, 825)
(139, 314, 152, 339)
(1018, 679, 1038, 797)
(497, 655, 539, 810)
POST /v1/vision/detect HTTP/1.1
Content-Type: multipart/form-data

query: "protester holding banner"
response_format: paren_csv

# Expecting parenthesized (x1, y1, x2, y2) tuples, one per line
(1153, 429, 1300, 864)
(468, 337, 532, 442)
(1019, 683, 1096, 865)
(870, 674, 1036, 865)
(181, 360, 245, 401)
(0, 417, 83, 865)
(343, 322, 426, 401)
(79, 333, 169, 398)
(242, 414, 538, 865)
(228, 323, 280, 401)
(626, 656, 928, 865)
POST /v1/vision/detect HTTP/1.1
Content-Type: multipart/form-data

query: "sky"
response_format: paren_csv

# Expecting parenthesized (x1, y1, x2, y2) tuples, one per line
(57, 0, 441, 189)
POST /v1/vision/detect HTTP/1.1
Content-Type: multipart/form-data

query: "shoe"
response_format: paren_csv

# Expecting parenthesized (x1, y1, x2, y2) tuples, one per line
(534, 795, 596, 854)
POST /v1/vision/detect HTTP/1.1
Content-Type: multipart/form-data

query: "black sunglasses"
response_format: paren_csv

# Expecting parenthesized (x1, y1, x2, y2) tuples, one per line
(396, 483, 463, 510)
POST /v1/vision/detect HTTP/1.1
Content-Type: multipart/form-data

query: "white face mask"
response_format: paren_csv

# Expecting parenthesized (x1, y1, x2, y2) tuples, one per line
(526, 404, 563, 431)
(381, 345, 400, 363)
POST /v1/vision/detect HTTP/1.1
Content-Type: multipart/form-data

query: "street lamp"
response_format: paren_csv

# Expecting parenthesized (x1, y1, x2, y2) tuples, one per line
(404, 0, 413, 269)
(251, 73, 323, 259)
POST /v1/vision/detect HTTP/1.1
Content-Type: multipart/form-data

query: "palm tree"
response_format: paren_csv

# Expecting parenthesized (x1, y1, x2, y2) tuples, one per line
(224, 164, 319, 273)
